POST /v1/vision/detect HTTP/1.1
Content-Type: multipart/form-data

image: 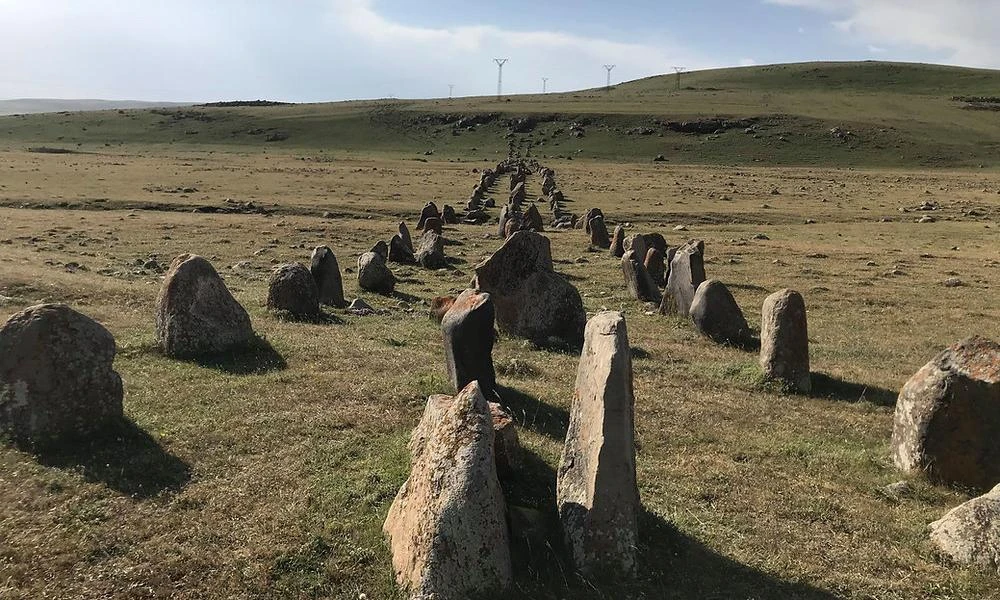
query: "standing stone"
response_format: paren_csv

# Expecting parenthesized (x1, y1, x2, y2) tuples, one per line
(0, 304, 123, 445)
(416, 230, 447, 269)
(891, 336, 1000, 489)
(760, 289, 810, 392)
(358, 251, 396, 294)
(388, 234, 416, 264)
(583, 208, 604, 234)
(423, 217, 443, 235)
(474, 231, 586, 346)
(417, 202, 440, 230)
(398, 221, 414, 253)
(557, 311, 639, 575)
(523, 204, 544, 231)
(689, 280, 753, 347)
(644, 247, 666, 287)
(503, 218, 520, 239)
(509, 182, 526, 206)
(549, 189, 565, 204)
(442, 204, 459, 225)
(497, 204, 510, 237)
(310, 246, 347, 308)
(621, 251, 661, 303)
(589, 216, 611, 249)
(370, 240, 389, 260)
(156, 254, 255, 357)
(490, 402, 521, 477)
(661, 240, 706, 318)
(642, 233, 668, 257)
(441, 289, 496, 394)
(267, 263, 320, 318)
(929, 484, 1000, 573)
(384, 381, 512, 599)
(610, 225, 626, 258)
(623, 234, 647, 264)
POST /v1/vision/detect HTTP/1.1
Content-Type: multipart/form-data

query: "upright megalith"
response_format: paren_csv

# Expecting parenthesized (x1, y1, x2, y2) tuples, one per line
(689, 280, 754, 347)
(0, 304, 123, 445)
(930, 484, 1000, 573)
(156, 254, 255, 357)
(388, 234, 416, 265)
(661, 240, 706, 318)
(398, 221, 414, 253)
(267, 263, 320, 319)
(416, 230, 447, 269)
(442, 204, 459, 225)
(441, 289, 496, 394)
(623, 234, 647, 265)
(310, 246, 347, 307)
(358, 251, 396, 294)
(610, 225, 626, 258)
(891, 336, 1000, 489)
(417, 202, 439, 230)
(474, 231, 586, 346)
(759, 289, 810, 392)
(621, 250, 661, 303)
(558, 311, 639, 575)
(589, 215, 611, 249)
(523, 204, 544, 231)
(644, 247, 666, 287)
(384, 381, 512, 599)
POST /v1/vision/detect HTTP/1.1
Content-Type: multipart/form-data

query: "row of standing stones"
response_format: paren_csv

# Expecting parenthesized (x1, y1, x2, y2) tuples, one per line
(0, 163, 996, 592)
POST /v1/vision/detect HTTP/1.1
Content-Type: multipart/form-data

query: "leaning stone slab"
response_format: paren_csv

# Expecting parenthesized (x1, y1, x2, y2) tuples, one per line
(156, 254, 255, 357)
(930, 484, 1000, 573)
(891, 336, 1000, 489)
(557, 311, 639, 575)
(310, 246, 347, 308)
(759, 289, 810, 392)
(661, 240, 706, 318)
(441, 289, 496, 394)
(384, 381, 512, 599)
(621, 250, 661, 304)
(689, 280, 753, 347)
(0, 304, 123, 445)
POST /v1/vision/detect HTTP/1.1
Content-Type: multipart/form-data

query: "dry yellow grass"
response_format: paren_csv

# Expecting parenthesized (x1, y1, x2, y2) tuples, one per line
(0, 148, 998, 599)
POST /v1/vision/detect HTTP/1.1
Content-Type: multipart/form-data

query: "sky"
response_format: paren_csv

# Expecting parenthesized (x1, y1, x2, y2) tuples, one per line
(1, 0, 999, 102)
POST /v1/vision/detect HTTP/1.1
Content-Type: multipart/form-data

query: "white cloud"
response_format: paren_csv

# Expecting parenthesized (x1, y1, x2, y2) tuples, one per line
(740, 58, 758, 66)
(765, 0, 1000, 67)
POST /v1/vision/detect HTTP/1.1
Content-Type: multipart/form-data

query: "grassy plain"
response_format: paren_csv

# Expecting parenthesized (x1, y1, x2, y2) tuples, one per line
(1, 62, 999, 599)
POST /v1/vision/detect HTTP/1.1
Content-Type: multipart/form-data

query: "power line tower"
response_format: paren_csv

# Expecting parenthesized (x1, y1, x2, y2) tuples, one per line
(603, 64, 616, 91)
(542, 77, 548, 94)
(494, 58, 508, 99)
(672, 66, 685, 90)
(448, 84, 454, 99)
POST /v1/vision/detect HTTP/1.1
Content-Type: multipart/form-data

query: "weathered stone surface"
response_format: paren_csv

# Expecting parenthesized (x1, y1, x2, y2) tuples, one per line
(474, 231, 586, 346)
(398, 221, 414, 253)
(610, 225, 626, 258)
(490, 402, 520, 477)
(156, 254, 254, 356)
(267, 263, 320, 318)
(891, 336, 1000, 489)
(416, 230, 447, 269)
(557, 311, 639, 575)
(429, 295, 456, 323)
(310, 246, 347, 307)
(644, 247, 665, 287)
(642, 233, 668, 257)
(589, 216, 611, 249)
(621, 250, 661, 303)
(509, 182, 526, 206)
(523, 204, 544, 231)
(661, 240, 706, 317)
(497, 204, 511, 237)
(760, 289, 810, 392)
(503, 217, 520, 239)
(442, 204, 459, 225)
(689, 280, 753, 347)
(388, 234, 416, 264)
(583, 208, 604, 234)
(0, 304, 123, 444)
(930, 484, 1000, 573)
(370, 240, 389, 260)
(357, 251, 396, 294)
(384, 381, 512, 599)
(623, 234, 647, 264)
(417, 202, 439, 230)
(442, 289, 496, 394)
(423, 217, 443, 235)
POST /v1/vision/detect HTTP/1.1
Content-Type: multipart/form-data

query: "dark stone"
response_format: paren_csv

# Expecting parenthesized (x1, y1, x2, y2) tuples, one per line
(689, 280, 753, 346)
(644, 247, 665, 287)
(416, 230, 447, 269)
(310, 246, 347, 307)
(388, 234, 417, 264)
(267, 263, 320, 318)
(442, 205, 459, 225)
(610, 225, 625, 258)
(358, 251, 396, 294)
(370, 240, 389, 260)
(523, 205, 544, 231)
(589, 215, 611, 249)
(423, 217, 443, 235)
(398, 222, 414, 253)
(621, 251, 661, 303)
(417, 202, 440, 230)
(441, 289, 497, 394)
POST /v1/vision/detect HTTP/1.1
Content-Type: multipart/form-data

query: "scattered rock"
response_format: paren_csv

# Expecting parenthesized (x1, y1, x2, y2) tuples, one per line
(0, 304, 123, 445)
(929, 484, 1000, 573)
(347, 297, 377, 316)
(156, 254, 255, 357)
(759, 289, 811, 392)
(417, 202, 440, 230)
(370, 240, 389, 260)
(644, 247, 666, 287)
(891, 336, 1000, 489)
(558, 311, 639, 575)
(944, 277, 963, 288)
(398, 222, 414, 253)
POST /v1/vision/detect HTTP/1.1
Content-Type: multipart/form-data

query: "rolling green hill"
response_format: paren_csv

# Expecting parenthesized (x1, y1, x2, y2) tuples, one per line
(3, 61, 1000, 167)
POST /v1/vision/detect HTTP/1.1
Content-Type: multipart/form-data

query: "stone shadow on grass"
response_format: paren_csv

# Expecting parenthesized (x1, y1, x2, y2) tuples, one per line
(33, 417, 191, 499)
(809, 372, 897, 407)
(500, 448, 838, 599)
(495, 385, 569, 441)
(190, 335, 288, 375)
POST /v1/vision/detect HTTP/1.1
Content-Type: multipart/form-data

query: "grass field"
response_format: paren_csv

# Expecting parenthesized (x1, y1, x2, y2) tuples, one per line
(1, 62, 999, 599)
